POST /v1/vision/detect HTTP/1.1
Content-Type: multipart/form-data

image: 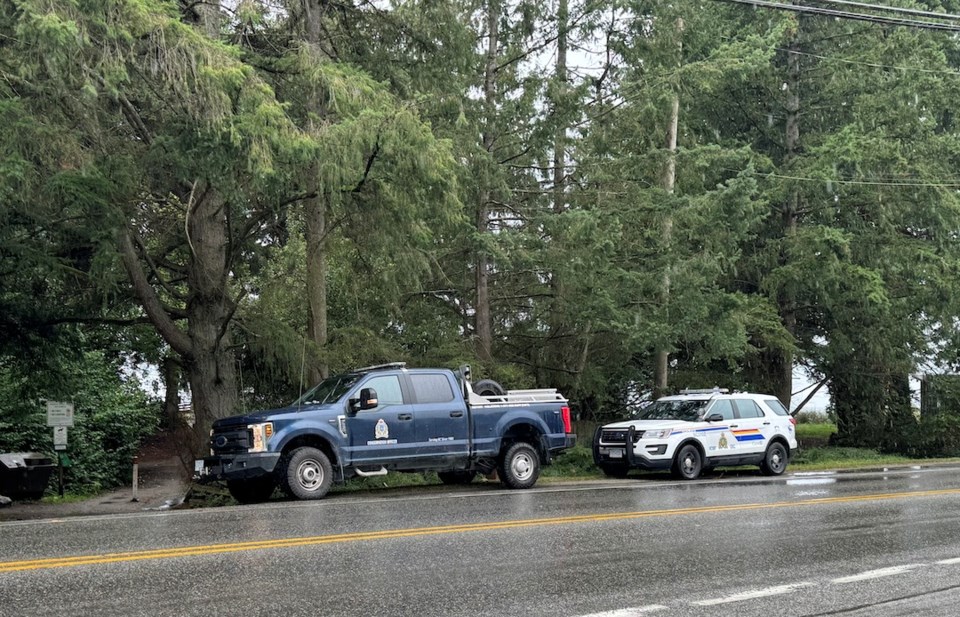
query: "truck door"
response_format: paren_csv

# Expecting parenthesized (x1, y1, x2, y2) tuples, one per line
(409, 372, 470, 464)
(345, 374, 418, 465)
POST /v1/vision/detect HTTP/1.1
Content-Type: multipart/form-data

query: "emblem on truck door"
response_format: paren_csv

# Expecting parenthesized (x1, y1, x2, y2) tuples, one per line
(375, 418, 389, 439)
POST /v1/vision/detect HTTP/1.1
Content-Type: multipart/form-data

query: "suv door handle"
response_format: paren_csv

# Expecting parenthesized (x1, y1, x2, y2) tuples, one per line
(728, 424, 739, 428)
(449, 411, 464, 418)
(397, 413, 413, 421)
(763, 422, 771, 426)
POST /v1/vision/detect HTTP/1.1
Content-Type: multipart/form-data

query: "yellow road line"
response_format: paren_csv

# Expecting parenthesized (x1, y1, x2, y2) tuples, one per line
(2, 487, 958, 574)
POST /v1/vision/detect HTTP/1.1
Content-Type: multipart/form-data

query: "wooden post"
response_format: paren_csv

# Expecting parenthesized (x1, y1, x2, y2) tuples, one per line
(131, 456, 139, 502)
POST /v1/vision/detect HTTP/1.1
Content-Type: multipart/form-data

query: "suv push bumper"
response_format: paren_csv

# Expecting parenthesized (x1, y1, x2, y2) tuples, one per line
(195, 452, 282, 483)
(592, 426, 672, 471)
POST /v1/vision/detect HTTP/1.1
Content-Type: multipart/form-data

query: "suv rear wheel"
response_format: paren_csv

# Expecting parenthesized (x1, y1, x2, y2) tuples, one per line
(760, 442, 789, 476)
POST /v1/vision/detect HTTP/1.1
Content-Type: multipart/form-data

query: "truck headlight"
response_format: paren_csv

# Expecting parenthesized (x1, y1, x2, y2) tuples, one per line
(248, 422, 273, 453)
(643, 428, 672, 440)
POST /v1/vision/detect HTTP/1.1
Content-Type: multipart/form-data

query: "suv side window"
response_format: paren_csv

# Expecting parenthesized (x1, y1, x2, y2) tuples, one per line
(734, 399, 764, 419)
(764, 398, 790, 416)
(708, 399, 735, 420)
(411, 374, 455, 403)
(360, 375, 404, 410)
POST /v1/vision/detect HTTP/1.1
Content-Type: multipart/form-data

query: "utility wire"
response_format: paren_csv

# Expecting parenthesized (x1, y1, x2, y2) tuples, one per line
(713, 0, 960, 32)
(810, 0, 960, 22)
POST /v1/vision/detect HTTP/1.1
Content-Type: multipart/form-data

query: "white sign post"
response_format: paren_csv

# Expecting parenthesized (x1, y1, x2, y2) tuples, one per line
(45, 401, 74, 497)
(46, 401, 74, 427)
(53, 426, 68, 451)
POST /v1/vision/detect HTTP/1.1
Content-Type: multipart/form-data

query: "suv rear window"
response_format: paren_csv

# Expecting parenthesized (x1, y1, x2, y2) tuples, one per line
(764, 398, 790, 416)
(734, 399, 764, 418)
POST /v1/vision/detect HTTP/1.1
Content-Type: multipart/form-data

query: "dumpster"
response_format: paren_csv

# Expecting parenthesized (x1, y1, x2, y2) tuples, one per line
(0, 453, 55, 500)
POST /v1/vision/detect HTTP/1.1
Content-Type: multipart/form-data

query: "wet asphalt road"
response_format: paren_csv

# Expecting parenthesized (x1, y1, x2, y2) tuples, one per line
(4, 466, 960, 616)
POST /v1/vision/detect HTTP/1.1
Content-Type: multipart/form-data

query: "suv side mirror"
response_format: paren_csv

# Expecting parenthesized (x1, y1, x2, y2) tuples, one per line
(359, 387, 379, 410)
(706, 413, 724, 422)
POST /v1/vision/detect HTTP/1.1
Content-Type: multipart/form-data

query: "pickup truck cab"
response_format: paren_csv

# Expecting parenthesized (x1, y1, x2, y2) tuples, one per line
(197, 363, 575, 503)
(592, 389, 797, 480)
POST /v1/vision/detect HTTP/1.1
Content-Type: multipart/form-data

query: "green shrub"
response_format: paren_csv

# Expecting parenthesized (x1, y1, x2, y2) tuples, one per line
(0, 351, 160, 494)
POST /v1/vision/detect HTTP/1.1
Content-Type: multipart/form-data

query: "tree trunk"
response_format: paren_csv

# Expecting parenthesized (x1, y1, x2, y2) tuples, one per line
(162, 356, 181, 429)
(305, 187, 329, 383)
(185, 187, 238, 452)
(653, 18, 682, 400)
(475, 0, 499, 364)
(303, 0, 334, 382)
(776, 32, 801, 408)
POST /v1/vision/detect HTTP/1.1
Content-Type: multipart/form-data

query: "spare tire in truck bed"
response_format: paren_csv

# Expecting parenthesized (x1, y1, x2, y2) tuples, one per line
(472, 379, 506, 396)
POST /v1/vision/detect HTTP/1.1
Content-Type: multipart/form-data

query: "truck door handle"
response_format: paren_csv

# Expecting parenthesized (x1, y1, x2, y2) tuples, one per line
(449, 411, 464, 418)
(397, 413, 413, 421)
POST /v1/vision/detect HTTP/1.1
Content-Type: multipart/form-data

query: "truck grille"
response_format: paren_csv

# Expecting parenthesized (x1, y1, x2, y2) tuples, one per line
(210, 427, 252, 454)
(601, 429, 643, 444)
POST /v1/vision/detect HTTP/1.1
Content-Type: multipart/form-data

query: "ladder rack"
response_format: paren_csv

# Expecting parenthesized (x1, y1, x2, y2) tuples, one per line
(468, 388, 567, 406)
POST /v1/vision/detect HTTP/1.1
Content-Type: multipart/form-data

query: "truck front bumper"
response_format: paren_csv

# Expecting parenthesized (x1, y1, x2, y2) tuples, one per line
(194, 452, 282, 483)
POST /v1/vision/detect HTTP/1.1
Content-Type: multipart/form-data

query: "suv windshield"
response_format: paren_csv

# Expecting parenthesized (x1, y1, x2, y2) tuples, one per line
(292, 373, 360, 406)
(633, 399, 710, 422)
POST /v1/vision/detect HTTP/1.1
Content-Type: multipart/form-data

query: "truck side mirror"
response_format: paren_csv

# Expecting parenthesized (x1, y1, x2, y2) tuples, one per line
(359, 387, 379, 410)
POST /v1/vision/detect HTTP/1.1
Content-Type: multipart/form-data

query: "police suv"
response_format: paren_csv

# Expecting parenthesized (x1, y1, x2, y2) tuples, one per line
(592, 389, 797, 480)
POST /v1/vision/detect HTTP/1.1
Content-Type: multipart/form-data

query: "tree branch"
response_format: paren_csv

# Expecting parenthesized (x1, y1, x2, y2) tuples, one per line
(118, 229, 193, 357)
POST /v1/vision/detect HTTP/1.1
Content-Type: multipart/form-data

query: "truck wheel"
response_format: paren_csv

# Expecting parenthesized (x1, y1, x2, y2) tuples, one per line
(285, 447, 333, 500)
(437, 471, 477, 485)
(498, 442, 541, 489)
(672, 444, 702, 480)
(473, 379, 506, 396)
(227, 477, 275, 504)
(760, 442, 789, 476)
(599, 463, 630, 479)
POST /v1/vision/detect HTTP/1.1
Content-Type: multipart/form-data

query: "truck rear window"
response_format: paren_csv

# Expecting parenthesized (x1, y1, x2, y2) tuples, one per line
(412, 374, 455, 403)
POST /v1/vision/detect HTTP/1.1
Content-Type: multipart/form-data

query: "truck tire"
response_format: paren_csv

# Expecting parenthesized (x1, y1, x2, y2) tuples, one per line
(473, 379, 506, 397)
(227, 477, 275, 504)
(285, 447, 333, 500)
(437, 470, 477, 485)
(498, 442, 541, 489)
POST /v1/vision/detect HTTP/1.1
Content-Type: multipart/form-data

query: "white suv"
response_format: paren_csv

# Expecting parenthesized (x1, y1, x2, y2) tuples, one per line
(592, 390, 798, 480)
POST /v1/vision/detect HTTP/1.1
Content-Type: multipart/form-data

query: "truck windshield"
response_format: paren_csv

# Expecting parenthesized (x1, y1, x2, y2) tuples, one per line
(292, 374, 360, 406)
(633, 399, 709, 422)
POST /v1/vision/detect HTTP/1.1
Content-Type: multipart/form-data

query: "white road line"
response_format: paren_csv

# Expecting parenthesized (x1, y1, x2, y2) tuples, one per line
(692, 582, 815, 606)
(936, 557, 960, 565)
(575, 606, 668, 617)
(830, 564, 925, 584)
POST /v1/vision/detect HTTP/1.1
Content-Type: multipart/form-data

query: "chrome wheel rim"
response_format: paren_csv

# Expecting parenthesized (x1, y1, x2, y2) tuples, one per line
(297, 459, 324, 491)
(511, 452, 534, 481)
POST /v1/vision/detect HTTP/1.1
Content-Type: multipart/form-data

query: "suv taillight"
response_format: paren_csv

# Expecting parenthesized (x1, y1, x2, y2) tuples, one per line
(789, 416, 797, 426)
(561, 406, 572, 433)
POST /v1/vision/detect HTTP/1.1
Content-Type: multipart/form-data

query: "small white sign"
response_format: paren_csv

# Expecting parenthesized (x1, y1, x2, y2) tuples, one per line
(46, 401, 74, 427)
(53, 426, 68, 450)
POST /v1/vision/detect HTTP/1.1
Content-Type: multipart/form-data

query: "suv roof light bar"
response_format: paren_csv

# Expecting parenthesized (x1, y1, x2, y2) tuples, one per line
(679, 387, 730, 395)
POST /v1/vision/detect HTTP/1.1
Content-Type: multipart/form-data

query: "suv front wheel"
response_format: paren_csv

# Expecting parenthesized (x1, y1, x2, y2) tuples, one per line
(672, 444, 702, 480)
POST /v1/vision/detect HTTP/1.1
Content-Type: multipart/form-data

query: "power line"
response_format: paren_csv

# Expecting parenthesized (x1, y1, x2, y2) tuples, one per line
(713, 0, 960, 32)
(811, 0, 960, 22)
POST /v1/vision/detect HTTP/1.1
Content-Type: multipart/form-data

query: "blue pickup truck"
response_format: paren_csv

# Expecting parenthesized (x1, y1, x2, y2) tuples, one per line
(196, 363, 576, 503)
